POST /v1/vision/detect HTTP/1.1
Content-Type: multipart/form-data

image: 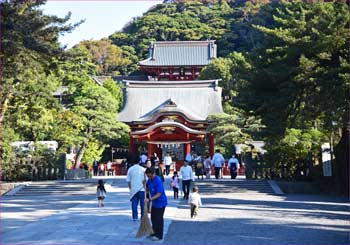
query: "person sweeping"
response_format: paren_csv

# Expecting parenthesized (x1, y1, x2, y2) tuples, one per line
(143, 167, 168, 241)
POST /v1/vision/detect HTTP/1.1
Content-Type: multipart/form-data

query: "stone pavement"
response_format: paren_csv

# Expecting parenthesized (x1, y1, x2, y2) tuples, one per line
(1, 176, 349, 245)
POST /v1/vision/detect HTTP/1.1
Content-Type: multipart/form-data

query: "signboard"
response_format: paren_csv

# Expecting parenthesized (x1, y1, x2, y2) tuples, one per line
(321, 143, 332, 177)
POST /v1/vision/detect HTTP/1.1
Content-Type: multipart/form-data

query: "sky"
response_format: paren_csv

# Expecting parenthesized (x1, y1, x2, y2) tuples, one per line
(41, 0, 162, 49)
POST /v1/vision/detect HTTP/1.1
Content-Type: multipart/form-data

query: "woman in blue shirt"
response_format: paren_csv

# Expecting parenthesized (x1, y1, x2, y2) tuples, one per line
(145, 167, 167, 241)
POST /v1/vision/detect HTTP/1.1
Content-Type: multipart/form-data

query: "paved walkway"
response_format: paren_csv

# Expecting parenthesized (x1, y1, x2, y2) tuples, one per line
(1, 176, 349, 245)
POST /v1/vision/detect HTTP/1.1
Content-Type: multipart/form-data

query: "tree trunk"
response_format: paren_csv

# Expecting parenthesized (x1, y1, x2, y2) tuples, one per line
(0, 95, 11, 167)
(333, 112, 350, 198)
(74, 127, 92, 169)
(74, 142, 87, 169)
(0, 107, 4, 166)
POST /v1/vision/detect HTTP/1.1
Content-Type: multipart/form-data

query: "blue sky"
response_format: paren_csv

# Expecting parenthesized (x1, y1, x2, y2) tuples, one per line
(41, 0, 162, 48)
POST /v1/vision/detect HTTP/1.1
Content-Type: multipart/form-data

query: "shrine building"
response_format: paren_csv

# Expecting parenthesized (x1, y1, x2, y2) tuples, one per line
(139, 40, 217, 81)
(117, 41, 223, 169)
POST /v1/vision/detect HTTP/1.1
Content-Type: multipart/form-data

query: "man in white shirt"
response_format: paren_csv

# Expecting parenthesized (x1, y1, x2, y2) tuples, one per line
(107, 161, 113, 176)
(211, 149, 225, 179)
(179, 161, 194, 199)
(163, 152, 172, 176)
(126, 161, 146, 221)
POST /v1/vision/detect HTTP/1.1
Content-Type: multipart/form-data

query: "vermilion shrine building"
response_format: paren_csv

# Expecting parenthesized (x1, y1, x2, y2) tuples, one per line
(118, 41, 223, 169)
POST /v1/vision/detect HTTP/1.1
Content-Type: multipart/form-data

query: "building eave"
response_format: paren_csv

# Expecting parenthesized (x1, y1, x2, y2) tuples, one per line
(131, 121, 207, 135)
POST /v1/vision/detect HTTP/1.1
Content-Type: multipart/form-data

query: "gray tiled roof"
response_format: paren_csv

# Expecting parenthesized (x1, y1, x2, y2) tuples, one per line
(92, 75, 148, 85)
(139, 41, 217, 67)
(118, 80, 223, 123)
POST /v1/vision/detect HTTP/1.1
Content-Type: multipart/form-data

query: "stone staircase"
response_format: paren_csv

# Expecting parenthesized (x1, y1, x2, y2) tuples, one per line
(9, 181, 97, 196)
(192, 179, 277, 195)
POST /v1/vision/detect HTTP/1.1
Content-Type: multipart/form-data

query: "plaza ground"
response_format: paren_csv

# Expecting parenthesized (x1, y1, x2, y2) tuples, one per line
(1, 176, 349, 245)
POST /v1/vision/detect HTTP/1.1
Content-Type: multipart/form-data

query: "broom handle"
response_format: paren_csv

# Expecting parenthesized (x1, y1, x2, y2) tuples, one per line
(143, 172, 148, 200)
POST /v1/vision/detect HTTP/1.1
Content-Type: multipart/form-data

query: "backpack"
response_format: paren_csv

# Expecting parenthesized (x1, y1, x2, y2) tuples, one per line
(230, 158, 239, 171)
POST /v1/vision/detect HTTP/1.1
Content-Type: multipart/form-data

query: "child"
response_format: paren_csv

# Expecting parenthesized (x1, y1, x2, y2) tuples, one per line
(96, 179, 107, 207)
(170, 171, 179, 199)
(188, 186, 202, 218)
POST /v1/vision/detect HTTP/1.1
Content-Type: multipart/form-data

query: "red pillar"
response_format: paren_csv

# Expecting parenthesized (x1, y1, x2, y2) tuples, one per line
(186, 143, 191, 155)
(148, 143, 154, 159)
(183, 143, 191, 160)
(209, 134, 215, 157)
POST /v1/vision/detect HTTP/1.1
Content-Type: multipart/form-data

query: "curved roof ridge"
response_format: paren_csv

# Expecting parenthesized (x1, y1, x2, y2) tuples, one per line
(138, 99, 204, 121)
(132, 121, 207, 135)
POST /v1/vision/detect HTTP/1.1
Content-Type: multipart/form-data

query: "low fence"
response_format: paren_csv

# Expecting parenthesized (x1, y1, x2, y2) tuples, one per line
(30, 167, 64, 181)
(1, 167, 66, 181)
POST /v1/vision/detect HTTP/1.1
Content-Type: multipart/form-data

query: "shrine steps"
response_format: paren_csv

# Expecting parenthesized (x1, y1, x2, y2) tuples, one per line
(192, 179, 277, 195)
(6, 181, 97, 196)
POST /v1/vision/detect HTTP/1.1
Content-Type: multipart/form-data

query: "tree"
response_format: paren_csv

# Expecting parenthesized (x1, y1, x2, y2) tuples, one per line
(246, 0, 349, 134)
(75, 39, 133, 75)
(200, 52, 264, 154)
(0, 0, 79, 165)
(109, 0, 233, 59)
(70, 81, 129, 168)
(237, 0, 349, 184)
(57, 51, 129, 168)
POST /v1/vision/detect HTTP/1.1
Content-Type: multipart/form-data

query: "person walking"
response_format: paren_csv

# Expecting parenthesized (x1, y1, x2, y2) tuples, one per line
(93, 159, 98, 176)
(126, 160, 146, 221)
(170, 171, 179, 199)
(140, 152, 148, 168)
(163, 152, 172, 176)
(107, 160, 113, 176)
(203, 155, 212, 179)
(185, 151, 193, 167)
(99, 163, 105, 176)
(150, 152, 159, 167)
(145, 167, 167, 241)
(96, 179, 107, 207)
(212, 149, 225, 179)
(179, 161, 194, 199)
(188, 186, 202, 218)
(154, 162, 164, 182)
(228, 154, 240, 179)
(194, 154, 204, 180)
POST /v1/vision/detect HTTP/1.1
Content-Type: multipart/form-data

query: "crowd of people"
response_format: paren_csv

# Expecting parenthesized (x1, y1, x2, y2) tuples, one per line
(94, 149, 243, 241)
(91, 149, 243, 179)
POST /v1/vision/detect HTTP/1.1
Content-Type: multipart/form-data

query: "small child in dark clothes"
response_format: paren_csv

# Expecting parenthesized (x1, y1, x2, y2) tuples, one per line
(170, 171, 179, 199)
(96, 179, 107, 207)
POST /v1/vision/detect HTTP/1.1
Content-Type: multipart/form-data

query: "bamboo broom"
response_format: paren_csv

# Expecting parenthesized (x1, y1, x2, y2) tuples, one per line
(136, 174, 153, 237)
(136, 203, 153, 237)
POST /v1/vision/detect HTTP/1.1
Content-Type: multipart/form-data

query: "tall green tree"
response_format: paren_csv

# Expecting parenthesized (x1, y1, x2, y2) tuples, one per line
(57, 51, 129, 168)
(200, 52, 264, 153)
(235, 0, 349, 187)
(0, 0, 79, 164)
(245, 0, 349, 134)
